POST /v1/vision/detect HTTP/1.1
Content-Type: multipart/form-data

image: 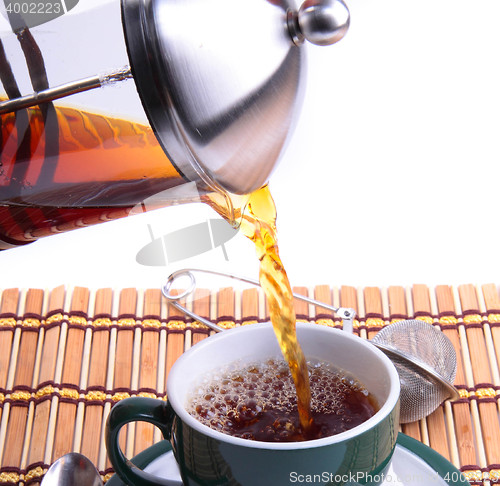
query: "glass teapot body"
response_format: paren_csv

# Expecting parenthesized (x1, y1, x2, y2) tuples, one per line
(0, 1, 213, 249)
(0, 0, 349, 249)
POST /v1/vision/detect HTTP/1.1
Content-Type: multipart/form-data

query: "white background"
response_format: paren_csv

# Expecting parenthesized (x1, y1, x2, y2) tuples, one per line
(1, 0, 500, 293)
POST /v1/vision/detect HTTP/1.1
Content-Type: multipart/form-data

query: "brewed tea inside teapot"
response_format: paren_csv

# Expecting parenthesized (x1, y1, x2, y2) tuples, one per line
(0, 0, 349, 249)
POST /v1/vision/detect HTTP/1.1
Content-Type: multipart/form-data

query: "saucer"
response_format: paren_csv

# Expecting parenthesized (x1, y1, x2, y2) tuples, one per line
(107, 433, 467, 485)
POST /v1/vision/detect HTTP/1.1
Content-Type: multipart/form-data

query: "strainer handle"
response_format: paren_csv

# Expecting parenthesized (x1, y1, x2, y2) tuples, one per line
(161, 268, 356, 333)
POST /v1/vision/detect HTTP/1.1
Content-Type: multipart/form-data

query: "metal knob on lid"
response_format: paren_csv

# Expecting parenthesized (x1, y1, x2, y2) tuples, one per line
(290, 0, 350, 46)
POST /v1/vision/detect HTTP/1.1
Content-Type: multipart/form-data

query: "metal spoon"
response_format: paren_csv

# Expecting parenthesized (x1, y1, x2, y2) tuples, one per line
(41, 452, 102, 486)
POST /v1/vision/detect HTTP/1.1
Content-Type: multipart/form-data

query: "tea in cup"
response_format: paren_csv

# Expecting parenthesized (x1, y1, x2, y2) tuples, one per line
(106, 322, 400, 485)
(188, 357, 379, 443)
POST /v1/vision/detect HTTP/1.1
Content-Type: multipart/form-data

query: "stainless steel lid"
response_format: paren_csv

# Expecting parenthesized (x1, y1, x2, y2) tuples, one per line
(121, 0, 349, 194)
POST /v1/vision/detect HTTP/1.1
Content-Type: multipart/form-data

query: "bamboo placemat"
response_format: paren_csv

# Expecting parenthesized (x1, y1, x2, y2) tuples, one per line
(0, 283, 499, 485)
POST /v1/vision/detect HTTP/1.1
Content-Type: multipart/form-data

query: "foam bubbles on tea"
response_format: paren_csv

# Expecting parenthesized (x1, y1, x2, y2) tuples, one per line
(188, 359, 378, 442)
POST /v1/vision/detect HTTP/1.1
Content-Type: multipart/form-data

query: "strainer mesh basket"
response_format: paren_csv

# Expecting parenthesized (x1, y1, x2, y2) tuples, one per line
(371, 319, 458, 423)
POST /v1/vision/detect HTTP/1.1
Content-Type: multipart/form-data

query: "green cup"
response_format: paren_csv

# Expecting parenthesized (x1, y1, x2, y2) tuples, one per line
(106, 322, 400, 485)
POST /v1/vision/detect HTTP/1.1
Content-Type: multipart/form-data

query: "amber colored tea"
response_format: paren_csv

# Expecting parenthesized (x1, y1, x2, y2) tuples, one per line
(189, 359, 378, 442)
(229, 186, 313, 433)
(0, 104, 191, 246)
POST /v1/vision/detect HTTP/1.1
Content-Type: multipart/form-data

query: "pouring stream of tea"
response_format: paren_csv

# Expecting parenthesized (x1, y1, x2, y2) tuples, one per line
(227, 186, 313, 434)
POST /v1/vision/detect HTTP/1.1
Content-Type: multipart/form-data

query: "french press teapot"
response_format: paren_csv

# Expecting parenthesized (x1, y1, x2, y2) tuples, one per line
(0, 0, 349, 249)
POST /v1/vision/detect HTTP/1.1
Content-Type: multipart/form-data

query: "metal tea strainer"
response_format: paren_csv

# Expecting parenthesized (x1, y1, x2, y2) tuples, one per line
(370, 319, 460, 423)
(161, 269, 460, 423)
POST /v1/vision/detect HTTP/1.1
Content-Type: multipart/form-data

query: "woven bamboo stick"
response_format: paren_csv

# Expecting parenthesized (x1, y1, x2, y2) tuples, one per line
(184, 292, 194, 354)
(241, 288, 259, 324)
(339, 286, 358, 314)
(452, 286, 488, 480)
(402, 421, 422, 443)
(363, 287, 383, 340)
(402, 287, 421, 442)
(143, 289, 162, 318)
(52, 287, 89, 461)
(480, 284, 500, 387)
(415, 285, 451, 456)
(1, 290, 30, 474)
(479, 284, 500, 385)
(100, 289, 122, 474)
(430, 288, 459, 467)
(255, 286, 266, 323)
(113, 288, 138, 462)
(481, 284, 500, 310)
(380, 286, 403, 442)
(147, 292, 169, 449)
(313, 285, 335, 325)
(18, 289, 47, 480)
(477, 402, 500, 469)
(254, 285, 268, 324)
(23, 286, 65, 486)
(162, 289, 189, 434)
(384, 286, 422, 442)
(458, 285, 491, 383)
(0, 299, 23, 479)
(191, 288, 211, 346)
(475, 286, 500, 485)
(435, 284, 476, 473)
(387, 286, 407, 321)
(385, 286, 418, 439)
(163, 289, 186, 404)
(346, 286, 363, 338)
(128, 290, 144, 459)
(452, 401, 480, 468)
(404, 286, 414, 321)
(435, 286, 467, 386)
(458, 285, 500, 469)
(437, 285, 465, 400)
(306, 287, 317, 323)
(0, 287, 19, 314)
(332, 287, 340, 313)
(380, 287, 389, 321)
(134, 289, 162, 456)
(114, 288, 137, 388)
(81, 406, 104, 471)
(79, 288, 112, 468)
(465, 329, 493, 385)
(14, 289, 43, 385)
(12, 326, 38, 385)
(400, 286, 428, 445)
(4, 407, 27, 469)
(0, 288, 19, 414)
(73, 291, 96, 455)
(37, 287, 66, 386)
(217, 287, 235, 326)
(0, 288, 20, 466)
(412, 284, 432, 317)
(292, 286, 309, 322)
(427, 401, 451, 460)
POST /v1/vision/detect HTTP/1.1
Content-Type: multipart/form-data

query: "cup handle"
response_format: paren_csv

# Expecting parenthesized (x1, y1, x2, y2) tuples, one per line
(106, 396, 179, 486)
